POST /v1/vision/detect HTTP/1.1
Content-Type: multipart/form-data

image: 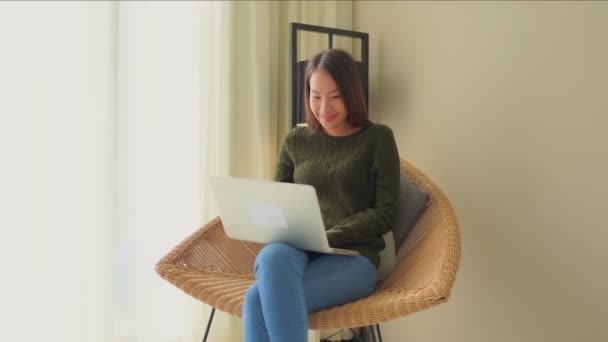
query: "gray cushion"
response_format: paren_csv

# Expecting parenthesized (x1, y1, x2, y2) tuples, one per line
(393, 176, 430, 252)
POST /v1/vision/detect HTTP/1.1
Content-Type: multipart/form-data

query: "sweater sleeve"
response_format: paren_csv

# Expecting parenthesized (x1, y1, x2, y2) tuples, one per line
(325, 128, 400, 247)
(273, 131, 294, 183)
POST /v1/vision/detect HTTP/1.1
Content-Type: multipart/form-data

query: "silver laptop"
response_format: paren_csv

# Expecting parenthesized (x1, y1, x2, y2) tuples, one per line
(208, 176, 358, 256)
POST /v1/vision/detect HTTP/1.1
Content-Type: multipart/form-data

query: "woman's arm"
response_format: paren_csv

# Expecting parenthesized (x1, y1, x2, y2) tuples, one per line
(325, 129, 400, 247)
(273, 131, 294, 183)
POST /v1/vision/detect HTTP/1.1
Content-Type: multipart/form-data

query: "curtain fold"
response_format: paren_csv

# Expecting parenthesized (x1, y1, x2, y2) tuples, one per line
(0, 1, 353, 341)
(114, 1, 263, 340)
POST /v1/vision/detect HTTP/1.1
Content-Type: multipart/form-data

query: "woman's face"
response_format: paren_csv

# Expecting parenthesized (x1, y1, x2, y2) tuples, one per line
(309, 70, 353, 136)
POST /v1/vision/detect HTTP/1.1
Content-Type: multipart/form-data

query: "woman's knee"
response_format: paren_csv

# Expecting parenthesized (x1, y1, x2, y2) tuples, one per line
(254, 243, 305, 275)
(243, 283, 261, 310)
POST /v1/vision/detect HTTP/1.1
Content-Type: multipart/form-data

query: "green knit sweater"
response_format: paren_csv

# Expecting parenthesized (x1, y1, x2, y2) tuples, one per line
(273, 124, 400, 268)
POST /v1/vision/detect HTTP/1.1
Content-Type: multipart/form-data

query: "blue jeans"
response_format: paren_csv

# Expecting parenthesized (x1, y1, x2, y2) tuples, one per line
(243, 243, 377, 342)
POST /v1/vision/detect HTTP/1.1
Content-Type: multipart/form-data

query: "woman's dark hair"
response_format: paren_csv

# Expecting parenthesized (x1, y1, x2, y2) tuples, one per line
(304, 49, 372, 133)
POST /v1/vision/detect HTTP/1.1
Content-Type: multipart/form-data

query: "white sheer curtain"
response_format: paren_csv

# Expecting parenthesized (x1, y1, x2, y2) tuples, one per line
(0, 1, 352, 341)
(114, 2, 223, 341)
(0, 2, 116, 341)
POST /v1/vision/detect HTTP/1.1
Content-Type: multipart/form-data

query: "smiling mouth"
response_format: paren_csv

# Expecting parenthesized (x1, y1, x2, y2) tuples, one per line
(320, 114, 337, 121)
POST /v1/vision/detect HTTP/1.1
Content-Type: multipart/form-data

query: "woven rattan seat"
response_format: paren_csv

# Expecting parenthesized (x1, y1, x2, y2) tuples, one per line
(155, 158, 461, 330)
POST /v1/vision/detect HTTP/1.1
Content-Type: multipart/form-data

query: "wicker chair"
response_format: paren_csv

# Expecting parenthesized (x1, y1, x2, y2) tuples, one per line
(155, 158, 461, 341)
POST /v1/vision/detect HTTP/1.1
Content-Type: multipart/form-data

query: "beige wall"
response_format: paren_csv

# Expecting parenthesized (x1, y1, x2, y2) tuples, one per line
(354, 2, 608, 341)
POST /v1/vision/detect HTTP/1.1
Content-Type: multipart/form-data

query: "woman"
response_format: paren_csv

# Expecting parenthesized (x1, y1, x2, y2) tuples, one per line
(243, 49, 400, 342)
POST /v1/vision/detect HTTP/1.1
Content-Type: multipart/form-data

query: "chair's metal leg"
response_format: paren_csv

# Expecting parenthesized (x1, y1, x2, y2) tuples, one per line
(364, 326, 372, 342)
(354, 327, 364, 341)
(359, 327, 366, 341)
(369, 325, 378, 342)
(324, 325, 377, 342)
(348, 328, 363, 341)
(375, 324, 383, 342)
(202, 307, 216, 342)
